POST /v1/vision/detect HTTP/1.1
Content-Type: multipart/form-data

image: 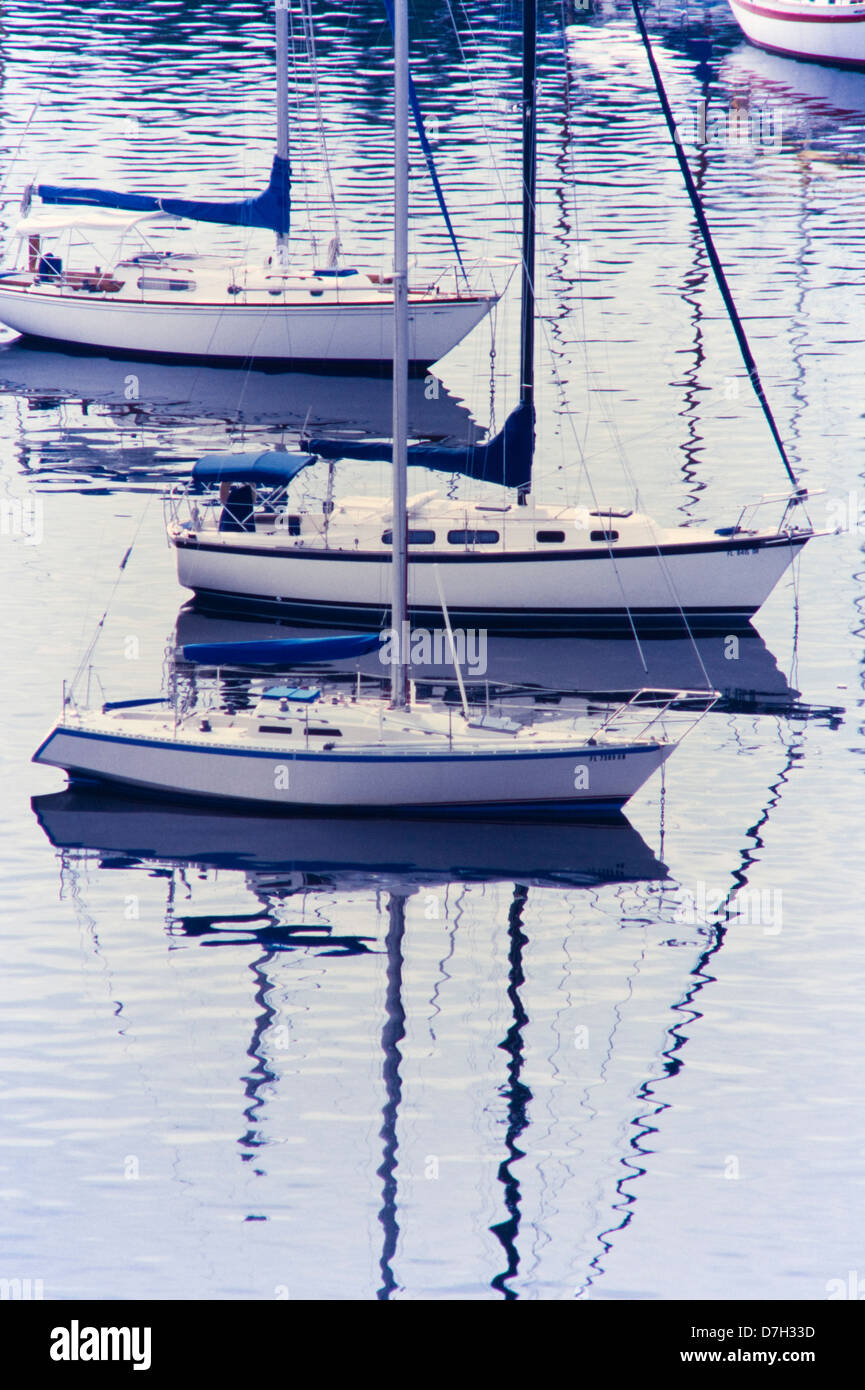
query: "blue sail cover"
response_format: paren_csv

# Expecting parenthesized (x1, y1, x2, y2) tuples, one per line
(180, 633, 383, 665)
(37, 155, 292, 236)
(306, 401, 534, 490)
(191, 451, 313, 489)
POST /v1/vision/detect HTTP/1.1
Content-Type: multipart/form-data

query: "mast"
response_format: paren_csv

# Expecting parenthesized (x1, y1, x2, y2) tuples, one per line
(275, 0, 291, 267)
(390, 0, 409, 709)
(518, 0, 537, 505)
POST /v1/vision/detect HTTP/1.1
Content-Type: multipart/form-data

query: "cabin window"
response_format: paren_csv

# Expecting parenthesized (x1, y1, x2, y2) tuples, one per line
(287, 514, 302, 536)
(536, 530, 565, 543)
(590, 529, 619, 543)
(447, 529, 500, 545)
(307, 726, 342, 737)
(137, 275, 195, 292)
(381, 529, 436, 545)
(258, 725, 293, 735)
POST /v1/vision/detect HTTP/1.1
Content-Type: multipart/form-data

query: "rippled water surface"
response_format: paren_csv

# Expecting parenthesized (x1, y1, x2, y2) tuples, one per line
(1, 0, 863, 1300)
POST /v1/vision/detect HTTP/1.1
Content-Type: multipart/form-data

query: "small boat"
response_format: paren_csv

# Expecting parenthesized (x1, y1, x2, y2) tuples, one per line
(31, 650, 703, 818)
(727, 0, 865, 69)
(0, 2, 498, 367)
(168, 458, 814, 634)
(32, 3, 714, 818)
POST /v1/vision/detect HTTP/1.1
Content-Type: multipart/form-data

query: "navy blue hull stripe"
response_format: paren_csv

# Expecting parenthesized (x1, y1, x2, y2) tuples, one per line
(176, 533, 809, 564)
(62, 772, 630, 818)
(188, 587, 758, 631)
(35, 726, 660, 763)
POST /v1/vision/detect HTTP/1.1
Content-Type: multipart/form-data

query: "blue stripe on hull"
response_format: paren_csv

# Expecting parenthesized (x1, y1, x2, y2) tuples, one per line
(13, 332, 432, 376)
(63, 772, 630, 820)
(36, 725, 659, 763)
(189, 588, 759, 635)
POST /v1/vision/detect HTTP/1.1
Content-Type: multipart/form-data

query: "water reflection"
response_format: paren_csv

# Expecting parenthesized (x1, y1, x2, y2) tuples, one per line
(577, 724, 807, 1296)
(0, 343, 479, 487)
(33, 789, 666, 887)
(33, 786, 667, 1297)
(172, 603, 827, 716)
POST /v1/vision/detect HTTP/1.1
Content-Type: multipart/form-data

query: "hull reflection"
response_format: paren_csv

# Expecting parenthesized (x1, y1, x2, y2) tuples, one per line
(32, 787, 667, 891)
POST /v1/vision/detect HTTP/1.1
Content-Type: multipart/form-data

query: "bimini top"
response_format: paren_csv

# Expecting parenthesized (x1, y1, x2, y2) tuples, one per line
(14, 207, 169, 236)
(191, 451, 314, 488)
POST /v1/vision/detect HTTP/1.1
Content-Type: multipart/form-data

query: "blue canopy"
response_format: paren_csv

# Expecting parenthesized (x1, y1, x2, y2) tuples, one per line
(180, 633, 383, 666)
(37, 155, 292, 236)
(191, 451, 313, 489)
(306, 401, 534, 490)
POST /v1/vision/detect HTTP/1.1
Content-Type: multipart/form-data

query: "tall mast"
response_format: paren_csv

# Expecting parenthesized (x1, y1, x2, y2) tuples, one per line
(390, 0, 409, 709)
(519, 0, 536, 412)
(518, 0, 536, 505)
(275, 0, 291, 267)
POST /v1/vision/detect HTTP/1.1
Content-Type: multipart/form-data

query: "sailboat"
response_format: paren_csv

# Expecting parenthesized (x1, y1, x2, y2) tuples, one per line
(32, 1, 712, 818)
(727, 0, 865, 70)
(0, 1, 498, 368)
(165, 0, 821, 634)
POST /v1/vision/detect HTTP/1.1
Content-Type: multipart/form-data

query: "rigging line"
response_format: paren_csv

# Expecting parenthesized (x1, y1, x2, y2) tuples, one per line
(551, 16, 637, 501)
(286, 0, 317, 258)
(630, 0, 801, 493)
(382, 0, 467, 279)
(543, 16, 711, 688)
(439, 0, 519, 242)
(0, 102, 39, 202)
(556, 0, 595, 470)
(579, 728, 805, 1297)
(70, 493, 157, 696)
(536, 287, 711, 686)
(299, 0, 342, 259)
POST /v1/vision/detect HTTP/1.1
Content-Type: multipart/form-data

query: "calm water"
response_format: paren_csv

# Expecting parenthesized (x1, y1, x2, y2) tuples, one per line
(0, 0, 863, 1301)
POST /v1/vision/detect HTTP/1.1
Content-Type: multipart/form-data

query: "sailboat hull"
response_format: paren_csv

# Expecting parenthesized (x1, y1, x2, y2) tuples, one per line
(0, 286, 494, 368)
(728, 0, 865, 68)
(174, 532, 808, 633)
(34, 724, 673, 817)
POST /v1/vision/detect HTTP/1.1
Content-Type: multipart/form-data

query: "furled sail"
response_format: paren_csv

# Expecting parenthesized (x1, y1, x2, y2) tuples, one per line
(306, 401, 534, 490)
(36, 154, 292, 236)
(180, 633, 383, 665)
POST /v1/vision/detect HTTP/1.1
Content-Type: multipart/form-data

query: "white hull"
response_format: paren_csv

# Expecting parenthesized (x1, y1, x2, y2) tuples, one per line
(0, 284, 494, 366)
(728, 0, 865, 66)
(174, 530, 808, 631)
(34, 699, 676, 816)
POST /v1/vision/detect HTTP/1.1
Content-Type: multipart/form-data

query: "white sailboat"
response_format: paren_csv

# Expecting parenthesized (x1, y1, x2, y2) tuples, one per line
(727, 0, 865, 69)
(0, 1, 498, 367)
(166, 0, 821, 635)
(32, 1, 712, 817)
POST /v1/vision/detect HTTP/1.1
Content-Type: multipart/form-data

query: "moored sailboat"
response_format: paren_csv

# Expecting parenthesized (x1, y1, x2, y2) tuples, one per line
(0, 1, 499, 367)
(728, 0, 865, 70)
(32, 1, 713, 818)
(165, 0, 821, 635)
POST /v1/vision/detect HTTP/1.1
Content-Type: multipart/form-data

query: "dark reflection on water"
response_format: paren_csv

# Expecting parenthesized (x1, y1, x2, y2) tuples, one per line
(5, 0, 863, 1300)
(33, 785, 670, 1296)
(576, 726, 804, 1297)
(490, 883, 531, 1299)
(171, 603, 846, 719)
